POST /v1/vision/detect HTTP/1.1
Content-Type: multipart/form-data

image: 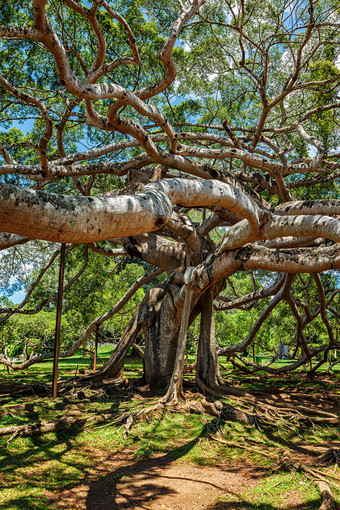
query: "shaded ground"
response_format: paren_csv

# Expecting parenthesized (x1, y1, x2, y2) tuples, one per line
(0, 362, 339, 510)
(52, 449, 280, 510)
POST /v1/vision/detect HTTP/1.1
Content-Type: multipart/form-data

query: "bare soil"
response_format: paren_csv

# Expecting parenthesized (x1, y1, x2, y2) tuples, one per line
(1, 375, 339, 509)
(52, 448, 305, 510)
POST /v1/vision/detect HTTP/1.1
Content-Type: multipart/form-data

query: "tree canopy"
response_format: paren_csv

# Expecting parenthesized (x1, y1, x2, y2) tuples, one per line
(0, 0, 339, 399)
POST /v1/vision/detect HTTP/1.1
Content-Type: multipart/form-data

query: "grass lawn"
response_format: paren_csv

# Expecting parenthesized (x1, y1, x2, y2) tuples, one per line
(0, 348, 339, 509)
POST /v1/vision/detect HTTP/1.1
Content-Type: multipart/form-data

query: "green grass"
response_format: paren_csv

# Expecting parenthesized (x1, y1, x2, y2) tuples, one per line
(0, 350, 339, 509)
(3, 409, 335, 510)
(1, 347, 339, 386)
(214, 472, 320, 509)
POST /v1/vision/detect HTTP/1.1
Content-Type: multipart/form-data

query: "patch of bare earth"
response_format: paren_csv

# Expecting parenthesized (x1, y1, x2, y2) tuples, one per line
(51, 449, 296, 510)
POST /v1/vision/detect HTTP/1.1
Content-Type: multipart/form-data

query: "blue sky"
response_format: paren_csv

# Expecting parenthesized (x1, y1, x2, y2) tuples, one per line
(10, 290, 26, 304)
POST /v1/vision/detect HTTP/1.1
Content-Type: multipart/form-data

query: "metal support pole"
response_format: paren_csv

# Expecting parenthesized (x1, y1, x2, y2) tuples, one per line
(93, 325, 99, 373)
(52, 243, 66, 399)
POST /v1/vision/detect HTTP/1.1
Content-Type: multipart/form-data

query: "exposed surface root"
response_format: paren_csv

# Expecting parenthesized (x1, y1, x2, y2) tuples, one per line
(181, 397, 258, 426)
(275, 450, 340, 510)
(207, 432, 273, 458)
(316, 481, 340, 510)
(231, 389, 340, 433)
(100, 403, 165, 434)
(0, 416, 89, 439)
(319, 449, 340, 466)
(0, 381, 50, 399)
(275, 449, 295, 471)
(195, 376, 247, 397)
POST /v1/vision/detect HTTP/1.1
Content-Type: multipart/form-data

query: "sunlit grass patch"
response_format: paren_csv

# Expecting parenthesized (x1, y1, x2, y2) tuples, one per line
(132, 410, 205, 460)
(0, 487, 58, 510)
(0, 353, 339, 509)
(243, 471, 320, 509)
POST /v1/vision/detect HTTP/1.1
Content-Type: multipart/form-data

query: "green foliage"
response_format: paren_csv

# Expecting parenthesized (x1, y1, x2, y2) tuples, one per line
(0, 312, 57, 358)
(215, 270, 339, 357)
(0, 0, 339, 376)
(0, 242, 151, 359)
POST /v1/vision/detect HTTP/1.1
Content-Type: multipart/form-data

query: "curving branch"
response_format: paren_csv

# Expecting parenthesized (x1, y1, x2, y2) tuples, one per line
(215, 273, 286, 311)
(0, 267, 163, 370)
(0, 74, 53, 176)
(0, 233, 31, 250)
(218, 274, 294, 356)
(0, 245, 87, 321)
(0, 182, 172, 243)
(0, 178, 261, 243)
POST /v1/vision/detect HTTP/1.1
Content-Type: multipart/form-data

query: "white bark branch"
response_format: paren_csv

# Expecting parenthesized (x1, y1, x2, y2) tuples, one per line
(0, 182, 172, 243)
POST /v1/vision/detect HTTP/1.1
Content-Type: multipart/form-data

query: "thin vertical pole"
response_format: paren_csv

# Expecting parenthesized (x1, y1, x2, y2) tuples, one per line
(93, 325, 99, 373)
(52, 243, 66, 399)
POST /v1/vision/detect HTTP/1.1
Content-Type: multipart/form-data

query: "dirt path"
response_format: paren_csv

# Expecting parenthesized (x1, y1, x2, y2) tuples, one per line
(53, 449, 304, 510)
(1, 377, 338, 509)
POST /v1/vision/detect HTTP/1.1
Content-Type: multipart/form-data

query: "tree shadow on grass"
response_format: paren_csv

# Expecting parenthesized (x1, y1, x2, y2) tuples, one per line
(0, 388, 135, 510)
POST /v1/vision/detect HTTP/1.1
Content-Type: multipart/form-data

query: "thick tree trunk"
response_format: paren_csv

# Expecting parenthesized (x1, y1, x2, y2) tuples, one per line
(143, 285, 183, 389)
(196, 287, 224, 393)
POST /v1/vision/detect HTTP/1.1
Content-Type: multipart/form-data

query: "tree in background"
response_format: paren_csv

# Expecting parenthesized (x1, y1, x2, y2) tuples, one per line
(0, 0, 339, 401)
